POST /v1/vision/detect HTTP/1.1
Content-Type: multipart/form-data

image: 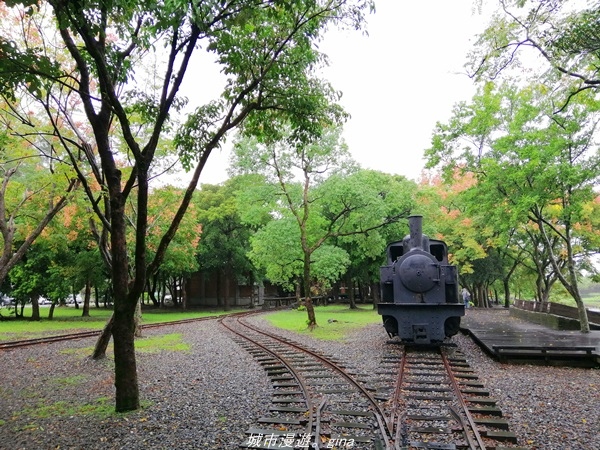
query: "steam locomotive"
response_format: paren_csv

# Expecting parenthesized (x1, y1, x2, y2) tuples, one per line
(377, 215, 464, 344)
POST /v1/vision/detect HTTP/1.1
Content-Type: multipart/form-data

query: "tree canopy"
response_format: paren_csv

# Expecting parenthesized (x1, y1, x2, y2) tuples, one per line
(426, 78, 600, 331)
(0, 0, 374, 411)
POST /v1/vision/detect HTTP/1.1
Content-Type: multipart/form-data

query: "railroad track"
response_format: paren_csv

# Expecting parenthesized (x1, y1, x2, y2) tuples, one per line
(222, 316, 528, 450)
(339, 344, 528, 450)
(220, 314, 392, 449)
(0, 314, 223, 351)
(2, 310, 528, 449)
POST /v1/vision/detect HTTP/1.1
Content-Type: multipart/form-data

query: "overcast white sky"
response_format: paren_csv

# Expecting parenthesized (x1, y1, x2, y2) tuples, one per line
(188, 0, 494, 185)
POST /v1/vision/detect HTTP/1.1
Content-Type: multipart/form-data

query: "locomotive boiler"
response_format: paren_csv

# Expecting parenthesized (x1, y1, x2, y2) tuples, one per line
(377, 215, 464, 344)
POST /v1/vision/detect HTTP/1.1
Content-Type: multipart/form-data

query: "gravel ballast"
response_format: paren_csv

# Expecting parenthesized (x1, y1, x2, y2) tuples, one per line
(0, 310, 598, 450)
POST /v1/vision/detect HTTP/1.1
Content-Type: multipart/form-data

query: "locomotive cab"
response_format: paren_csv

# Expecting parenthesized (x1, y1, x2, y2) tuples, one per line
(378, 215, 464, 344)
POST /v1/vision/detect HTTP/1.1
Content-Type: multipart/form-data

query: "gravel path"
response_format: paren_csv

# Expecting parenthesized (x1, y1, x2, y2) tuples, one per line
(0, 311, 598, 450)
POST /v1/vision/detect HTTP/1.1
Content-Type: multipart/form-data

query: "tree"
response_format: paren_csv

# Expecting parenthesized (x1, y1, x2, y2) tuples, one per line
(415, 172, 494, 307)
(324, 170, 416, 309)
(233, 127, 358, 326)
(427, 80, 600, 332)
(233, 128, 414, 325)
(469, 0, 600, 109)
(0, 110, 78, 288)
(1, 0, 372, 411)
(143, 186, 201, 308)
(194, 177, 258, 310)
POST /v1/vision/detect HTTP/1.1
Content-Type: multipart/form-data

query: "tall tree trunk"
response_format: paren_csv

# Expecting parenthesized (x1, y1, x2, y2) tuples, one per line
(112, 301, 139, 412)
(348, 278, 357, 310)
(502, 257, 518, 308)
(48, 302, 56, 319)
(223, 269, 230, 311)
(134, 300, 143, 338)
(182, 278, 188, 310)
(216, 270, 222, 307)
(536, 217, 590, 332)
(82, 280, 91, 317)
(111, 233, 142, 411)
(31, 295, 40, 321)
(103, 287, 111, 308)
(92, 314, 113, 360)
(303, 254, 317, 329)
(574, 294, 590, 332)
(371, 281, 379, 310)
(305, 296, 316, 328)
(147, 277, 159, 307)
(502, 278, 511, 308)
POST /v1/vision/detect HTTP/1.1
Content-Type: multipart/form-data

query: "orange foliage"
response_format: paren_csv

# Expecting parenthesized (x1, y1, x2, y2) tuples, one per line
(460, 217, 473, 227)
(420, 167, 477, 193)
(190, 224, 202, 248)
(62, 204, 77, 228)
(447, 209, 461, 220)
(450, 168, 477, 193)
(418, 172, 443, 187)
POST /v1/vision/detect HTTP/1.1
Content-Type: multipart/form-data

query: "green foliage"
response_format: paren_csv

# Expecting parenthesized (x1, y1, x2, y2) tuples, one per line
(248, 217, 303, 290)
(468, 0, 600, 105)
(235, 126, 416, 299)
(194, 178, 258, 293)
(19, 397, 115, 420)
(1, 0, 374, 410)
(0, 308, 236, 341)
(310, 245, 350, 290)
(143, 185, 201, 278)
(0, 37, 61, 101)
(325, 170, 416, 289)
(135, 333, 190, 353)
(176, 101, 224, 171)
(426, 77, 600, 310)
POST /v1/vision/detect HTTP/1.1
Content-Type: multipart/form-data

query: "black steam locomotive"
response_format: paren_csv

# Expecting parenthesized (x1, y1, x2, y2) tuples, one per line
(377, 215, 464, 344)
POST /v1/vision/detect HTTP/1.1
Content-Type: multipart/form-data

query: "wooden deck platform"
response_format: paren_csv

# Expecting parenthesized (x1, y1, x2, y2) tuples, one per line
(460, 307, 600, 367)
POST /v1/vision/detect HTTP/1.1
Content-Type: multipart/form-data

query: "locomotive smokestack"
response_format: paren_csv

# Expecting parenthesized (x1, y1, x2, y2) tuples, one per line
(408, 215, 423, 251)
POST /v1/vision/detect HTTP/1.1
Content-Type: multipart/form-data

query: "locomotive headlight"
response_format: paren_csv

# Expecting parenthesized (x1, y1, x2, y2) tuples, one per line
(398, 253, 439, 293)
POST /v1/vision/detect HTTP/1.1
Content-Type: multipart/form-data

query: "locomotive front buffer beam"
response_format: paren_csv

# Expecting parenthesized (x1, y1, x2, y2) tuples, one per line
(378, 303, 465, 344)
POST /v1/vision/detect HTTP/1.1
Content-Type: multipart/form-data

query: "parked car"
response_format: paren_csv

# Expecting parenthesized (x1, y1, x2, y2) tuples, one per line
(0, 295, 15, 306)
(38, 296, 52, 305)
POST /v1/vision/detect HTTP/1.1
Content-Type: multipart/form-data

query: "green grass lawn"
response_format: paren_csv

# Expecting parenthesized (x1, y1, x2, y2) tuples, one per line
(264, 304, 382, 341)
(0, 303, 382, 342)
(582, 294, 600, 310)
(549, 294, 600, 311)
(0, 306, 240, 341)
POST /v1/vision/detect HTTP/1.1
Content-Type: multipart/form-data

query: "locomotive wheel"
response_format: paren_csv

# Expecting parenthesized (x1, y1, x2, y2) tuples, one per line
(444, 316, 461, 337)
(382, 315, 398, 337)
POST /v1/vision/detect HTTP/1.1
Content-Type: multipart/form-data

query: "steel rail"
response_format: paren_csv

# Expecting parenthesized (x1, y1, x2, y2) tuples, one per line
(219, 315, 315, 441)
(441, 350, 487, 450)
(0, 330, 101, 350)
(0, 313, 236, 350)
(232, 315, 394, 449)
(391, 347, 407, 450)
(314, 399, 327, 450)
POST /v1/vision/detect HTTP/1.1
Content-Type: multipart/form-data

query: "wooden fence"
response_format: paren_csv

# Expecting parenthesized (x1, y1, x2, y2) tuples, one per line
(262, 296, 328, 309)
(513, 299, 600, 326)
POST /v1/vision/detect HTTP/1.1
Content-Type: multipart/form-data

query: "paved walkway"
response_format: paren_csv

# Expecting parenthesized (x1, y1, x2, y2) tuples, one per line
(460, 307, 600, 366)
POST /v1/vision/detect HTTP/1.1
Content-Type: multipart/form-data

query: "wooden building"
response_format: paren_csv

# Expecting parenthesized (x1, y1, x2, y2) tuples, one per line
(185, 270, 280, 308)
